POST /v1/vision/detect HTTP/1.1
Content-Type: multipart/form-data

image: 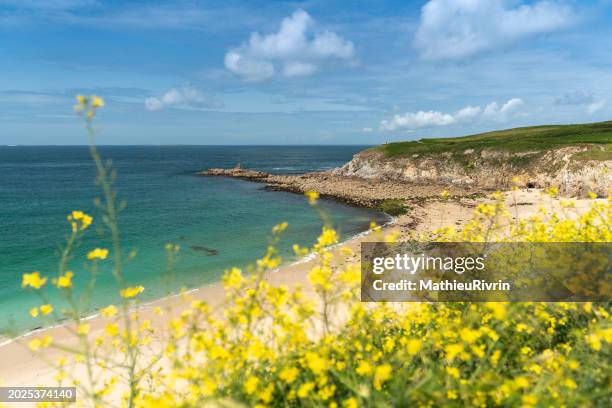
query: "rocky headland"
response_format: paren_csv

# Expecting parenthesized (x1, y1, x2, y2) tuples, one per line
(200, 122, 611, 212)
(201, 167, 478, 207)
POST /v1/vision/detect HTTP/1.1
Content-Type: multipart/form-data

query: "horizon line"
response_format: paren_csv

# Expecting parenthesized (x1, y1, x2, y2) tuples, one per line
(1, 144, 375, 147)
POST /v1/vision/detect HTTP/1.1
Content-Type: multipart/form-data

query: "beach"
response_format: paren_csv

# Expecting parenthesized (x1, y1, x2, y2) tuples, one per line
(1, 187, 602, 398)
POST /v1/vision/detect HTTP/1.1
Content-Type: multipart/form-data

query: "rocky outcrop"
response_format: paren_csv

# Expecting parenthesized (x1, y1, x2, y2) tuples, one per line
(200, 167, 268, 180)
(200, 168, 477, 208)
(333, 146, 611, 197)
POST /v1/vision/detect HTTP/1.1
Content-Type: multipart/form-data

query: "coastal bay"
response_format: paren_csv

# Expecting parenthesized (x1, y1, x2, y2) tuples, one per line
(0, 146, 386, 335)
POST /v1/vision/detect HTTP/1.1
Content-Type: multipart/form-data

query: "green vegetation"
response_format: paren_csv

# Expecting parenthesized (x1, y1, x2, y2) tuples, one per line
(573, 144, 612, 161)
(379, 199, 408, 216)
(376, 121, 612, 161)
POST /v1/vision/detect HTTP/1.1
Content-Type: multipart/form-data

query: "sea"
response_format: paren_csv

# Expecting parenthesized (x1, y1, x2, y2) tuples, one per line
(0, 146, 387, 335)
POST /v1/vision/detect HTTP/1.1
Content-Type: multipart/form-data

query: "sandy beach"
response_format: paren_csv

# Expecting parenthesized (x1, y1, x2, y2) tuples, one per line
(0, 188, 603, 404)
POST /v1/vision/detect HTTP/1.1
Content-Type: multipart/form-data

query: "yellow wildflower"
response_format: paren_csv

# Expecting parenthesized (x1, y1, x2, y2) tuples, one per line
(279, 367, 299, 384)
(244, 376, 258, 394)
(373, 364, 392, 389)
(485, 302, 507, 320)
(87, 248, 109, 260)
(522, 394, 537, 407)
(491, 350, 501, 367)
(445, 343, 464, 361)
(305, 352, 327, 374)
(514, 377, 529, 389)
(317, 227, 338, 247)
(406, 338, 422, 355)
(105, 323, 119, 337)
(100, 305, 118, 317)
(77, 324, 90, 335)
(446, 366, 460, 379)
(297, 382, 315, 398)
(222, 267, 243, 290)
(67, 210, 92, 231)
(563, 378, 577, 389)
(91, 96, 105, 108)
(343, 397, 358, 408)
(29, 307, 39, 317)
(22, 272, 47, 289)
(54, 271, 74, 288)
(586, 333, 601, 351)
(28, 335, 52, 351)
(120, 285, 144, 299)
(40, 304, 53, 315)
(305, 191, 320, 204)
(272, 222, 288, 234)
(460, 328, 480, 343)
(356, 361, 372, 376)
(545, 186, 559, 196)
(258, 384, 274, 403)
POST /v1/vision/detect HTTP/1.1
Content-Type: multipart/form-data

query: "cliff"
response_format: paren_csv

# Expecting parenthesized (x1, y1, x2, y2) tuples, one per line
(334, 122, 612, 197)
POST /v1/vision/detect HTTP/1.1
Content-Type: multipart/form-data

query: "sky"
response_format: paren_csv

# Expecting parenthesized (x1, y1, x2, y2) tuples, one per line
(1, 0, 612, 145)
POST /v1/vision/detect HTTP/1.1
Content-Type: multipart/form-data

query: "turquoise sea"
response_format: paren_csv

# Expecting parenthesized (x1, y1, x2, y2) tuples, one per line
(0, 146, 386, 335)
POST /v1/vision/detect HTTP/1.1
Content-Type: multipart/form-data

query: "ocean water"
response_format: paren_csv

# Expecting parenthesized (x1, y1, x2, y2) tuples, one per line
(0, 146, 386, 335)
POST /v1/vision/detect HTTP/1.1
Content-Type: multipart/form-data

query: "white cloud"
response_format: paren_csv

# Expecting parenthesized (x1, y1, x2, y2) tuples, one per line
(379, 98, 524, 131)
(380, 111, 456, 131)
(454, 105, 482, 121)
(144, 86, 222, 111)
(362, 127, 373, 133)
(414, 0, 574, 60)
(482, 98, 524, 120)
(224, 9, 354, 81)
(283, 61, 318, 77)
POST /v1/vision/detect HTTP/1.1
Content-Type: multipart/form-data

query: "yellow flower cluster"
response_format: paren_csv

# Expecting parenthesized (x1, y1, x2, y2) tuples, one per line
(305, 190, 320, 204)
(23, 100, 608, 406)
(74, 95, 105, 119)
(67, 210, 92, 232)
(29, 304, 53, 317)
(24, 192, 611, 407)
(87, 248, 109, 260)
(120, 285, 144, 299)
(53, 271, 74, 288)
(22, 271, 47, 289)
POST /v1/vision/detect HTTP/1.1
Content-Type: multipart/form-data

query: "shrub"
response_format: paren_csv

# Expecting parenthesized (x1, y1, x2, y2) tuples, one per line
(379, 199, 408, 216)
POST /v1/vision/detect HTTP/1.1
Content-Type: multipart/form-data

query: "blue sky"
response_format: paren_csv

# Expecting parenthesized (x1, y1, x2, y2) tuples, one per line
(1, 0, 611, 145)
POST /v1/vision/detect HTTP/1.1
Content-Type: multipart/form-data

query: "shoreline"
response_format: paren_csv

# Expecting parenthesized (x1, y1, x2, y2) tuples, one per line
(200, 166, 486, 208)
(0, 186, 604, 390)
(0, 208, 396, 348)
(0, 206, 407, 389)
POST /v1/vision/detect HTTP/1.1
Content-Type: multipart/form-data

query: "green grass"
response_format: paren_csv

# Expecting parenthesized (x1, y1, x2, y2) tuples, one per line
(572, 144, 612, 161)
(375, 121, 612, 161)
(379, 199, 409, 216)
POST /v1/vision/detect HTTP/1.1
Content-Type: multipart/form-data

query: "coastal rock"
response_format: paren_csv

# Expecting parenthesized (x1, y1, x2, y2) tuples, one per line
(199, 166, 476, 210)
(199, 167, 269, 180)
(333, 146, 611, 197)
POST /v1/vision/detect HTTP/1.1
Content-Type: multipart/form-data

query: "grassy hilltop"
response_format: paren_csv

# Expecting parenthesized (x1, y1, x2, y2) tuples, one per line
(375, 120, 612, 162)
